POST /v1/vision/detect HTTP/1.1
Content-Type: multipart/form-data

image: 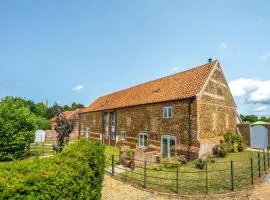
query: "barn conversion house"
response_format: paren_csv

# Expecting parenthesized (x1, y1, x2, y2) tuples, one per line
(79, 60, 237, 158)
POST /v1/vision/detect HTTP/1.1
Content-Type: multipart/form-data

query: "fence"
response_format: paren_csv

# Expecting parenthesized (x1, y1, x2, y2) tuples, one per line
(29, 142, 55, 157)
(105, 150, 270, 195)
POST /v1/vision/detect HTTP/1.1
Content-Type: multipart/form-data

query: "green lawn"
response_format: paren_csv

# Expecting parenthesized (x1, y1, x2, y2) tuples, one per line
(114, 150, 268, 194)
(104, 145, 120, 168)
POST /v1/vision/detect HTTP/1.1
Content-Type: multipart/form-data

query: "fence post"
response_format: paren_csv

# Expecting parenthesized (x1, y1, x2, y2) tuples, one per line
(230, 160, 234, 191)
(144, 161, 147, 188)
(267, 148, 270, 168)
(205, 162, 208, 194)
(251, 158, 254, 185)
(111, 154, 115, 176)
(176, 166, 179, 194)
(258, 152, 261, 178)
(263, 149, 266, 171)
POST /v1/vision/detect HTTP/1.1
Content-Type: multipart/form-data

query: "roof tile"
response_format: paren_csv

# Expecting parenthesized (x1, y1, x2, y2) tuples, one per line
(81, 60, 218, 112)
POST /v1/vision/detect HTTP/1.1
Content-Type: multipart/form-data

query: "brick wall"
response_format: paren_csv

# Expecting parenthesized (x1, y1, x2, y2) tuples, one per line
(79, 99, 199, 150)
(198, 65, 237, 142)
(237, 123, 251, 146)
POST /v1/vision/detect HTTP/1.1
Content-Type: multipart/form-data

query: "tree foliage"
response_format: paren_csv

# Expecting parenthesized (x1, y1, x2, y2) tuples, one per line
(62, 102, 85, 111)
(0, 139, 106, 199)
(54, 114, 74, 152)
(0, 97, 37, 161)
(240, 114, 270, 123)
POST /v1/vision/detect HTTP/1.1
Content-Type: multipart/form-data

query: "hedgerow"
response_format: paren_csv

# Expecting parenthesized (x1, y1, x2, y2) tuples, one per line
(0, 139, 105, 200)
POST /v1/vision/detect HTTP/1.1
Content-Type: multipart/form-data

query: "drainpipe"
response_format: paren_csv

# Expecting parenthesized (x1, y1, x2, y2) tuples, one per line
(187, 97, 196, 160)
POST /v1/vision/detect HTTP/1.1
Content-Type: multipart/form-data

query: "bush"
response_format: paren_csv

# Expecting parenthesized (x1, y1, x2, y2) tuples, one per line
(163, 156, 181, 168)
(224, 133, 246, 153)
(194, 159, 206, 169)
(0, 139, 105, 200)
(162, 155, 187, 168)
(216, 143, 228, 157)
(0, 97, 37, 161)
(36, 116, 51, 130)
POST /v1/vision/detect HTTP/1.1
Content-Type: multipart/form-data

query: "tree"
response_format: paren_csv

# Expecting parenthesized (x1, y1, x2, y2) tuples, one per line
(36, 117, 51, 130)
(63, 102, 85, 111)
(34, 102, 49, 118)
(0, 97, 37, 161)
(47, 103, 63, 119)
(240, 114, 258, 123)
(54, 114, 74, 152)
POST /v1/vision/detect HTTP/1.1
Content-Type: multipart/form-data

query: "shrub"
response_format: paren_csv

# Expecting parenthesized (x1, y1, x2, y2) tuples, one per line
(194, 159, 206, 169)
(216, 143, 228, 157)
(178, 155, 188, 165)
(0, 97, 37, 161)
(163, 156, 181, 168)
(224, 133, 246, 153)
(0, 139, 105, 200)
(162, 155, 187, 168)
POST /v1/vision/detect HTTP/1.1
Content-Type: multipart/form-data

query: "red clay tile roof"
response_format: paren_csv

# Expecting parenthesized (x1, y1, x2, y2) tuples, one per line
(81, 60, 218, 112)
(50, 109, 80, 122)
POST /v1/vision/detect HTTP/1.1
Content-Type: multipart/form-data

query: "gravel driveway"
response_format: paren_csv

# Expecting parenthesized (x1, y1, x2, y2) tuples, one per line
(102, 175, 270, 200)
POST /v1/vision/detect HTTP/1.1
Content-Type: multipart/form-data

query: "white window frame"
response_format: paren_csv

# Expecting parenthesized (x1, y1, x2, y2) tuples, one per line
(104, 113, 109, 139)
(121, 130, 126, 140)
(161, 135, 176, 158)
(163, 106, 173, 118)
(111, 112, 116, 140)
(139, 133, 148, 148)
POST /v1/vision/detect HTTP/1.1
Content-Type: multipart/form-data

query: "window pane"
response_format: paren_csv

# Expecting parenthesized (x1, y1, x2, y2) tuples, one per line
(168, 107, 172, 117)
(144, 135, 147, 147)
(139, 135, 143, 146)
(163, 107, 167, 118)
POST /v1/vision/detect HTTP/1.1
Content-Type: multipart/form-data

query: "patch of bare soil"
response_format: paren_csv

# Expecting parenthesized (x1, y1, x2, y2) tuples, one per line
(102, 175, 269, 200)
(249, 182, 270, 200)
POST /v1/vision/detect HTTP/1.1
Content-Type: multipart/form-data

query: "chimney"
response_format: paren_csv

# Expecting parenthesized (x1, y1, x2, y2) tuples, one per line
(208, 58, 212, 63)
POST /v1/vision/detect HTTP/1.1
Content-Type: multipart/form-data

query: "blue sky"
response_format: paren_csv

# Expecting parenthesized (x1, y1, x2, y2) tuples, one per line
(0, 1, 269, 115)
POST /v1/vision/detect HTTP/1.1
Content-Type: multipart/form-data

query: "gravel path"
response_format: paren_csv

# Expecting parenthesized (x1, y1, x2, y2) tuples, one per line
(102, 175, 270, 200)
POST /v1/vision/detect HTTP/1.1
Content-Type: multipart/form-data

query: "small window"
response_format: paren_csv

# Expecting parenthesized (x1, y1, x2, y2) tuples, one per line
(163, 106, 173, 118)
(121, 130, 126, 140)
(139, 133, 148, 148)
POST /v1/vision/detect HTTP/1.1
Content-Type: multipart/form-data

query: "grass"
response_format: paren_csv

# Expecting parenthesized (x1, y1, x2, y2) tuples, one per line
(105, 145, 120, 168)
(115, 150, 268, 194)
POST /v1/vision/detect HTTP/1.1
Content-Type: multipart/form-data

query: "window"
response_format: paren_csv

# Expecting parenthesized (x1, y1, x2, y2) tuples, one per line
(121, 130, 126, 140)
(163, 106, 173, 118)
(111, 112, 116, 140)
(139, 133, 148, 148)
(104, 113, 109, 139)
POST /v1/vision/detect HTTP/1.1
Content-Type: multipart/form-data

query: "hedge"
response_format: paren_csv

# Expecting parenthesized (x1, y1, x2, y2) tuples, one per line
(0, 139, 105, 200)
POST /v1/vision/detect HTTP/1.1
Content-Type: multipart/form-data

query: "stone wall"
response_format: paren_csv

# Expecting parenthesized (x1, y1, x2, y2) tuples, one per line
(79, 99, 199, 151)
(198, 65, 237, 142)
(237, 123, 251, 146)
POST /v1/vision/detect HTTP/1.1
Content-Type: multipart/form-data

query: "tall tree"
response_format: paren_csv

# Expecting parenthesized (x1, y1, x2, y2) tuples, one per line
(0, 97, 37, 161)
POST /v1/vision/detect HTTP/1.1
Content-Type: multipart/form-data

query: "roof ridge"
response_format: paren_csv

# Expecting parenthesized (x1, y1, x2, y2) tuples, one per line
(98, 60, 218, 99)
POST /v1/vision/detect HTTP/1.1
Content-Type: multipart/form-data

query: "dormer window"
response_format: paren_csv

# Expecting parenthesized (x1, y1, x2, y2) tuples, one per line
(163, 106, 173, 118)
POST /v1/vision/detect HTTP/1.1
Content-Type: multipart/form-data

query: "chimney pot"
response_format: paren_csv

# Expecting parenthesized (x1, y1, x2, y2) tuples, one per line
(208, 58, 212, 63)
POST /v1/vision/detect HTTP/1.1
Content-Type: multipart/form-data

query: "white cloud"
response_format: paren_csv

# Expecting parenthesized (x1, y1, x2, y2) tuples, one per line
(260, 52, 270, 61)
(229, 78, 270, 104)
(251, 106, 267, 113)
(171, 67, 180, 72)
(72, 85, 84, 92)
(220, 42, 228, 49)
